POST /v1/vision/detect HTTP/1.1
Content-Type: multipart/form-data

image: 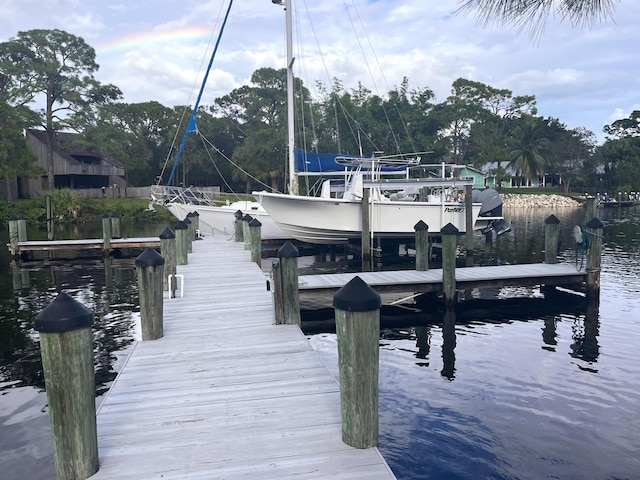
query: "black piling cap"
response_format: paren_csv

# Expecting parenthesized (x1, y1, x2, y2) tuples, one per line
(243, 214, 253, 222)
(103, 213, 110, 219)
(545, 214, 560, 224)
(186, 212, 195, 218)
(278, 241, 299, 259)
(183, 217, 192, 225)
(34, 292, 94, 333)
(191, 211, 199, 217)
(249, 218, 262, 227)
(111, 212, 120, 218)
(414, 220, 429, 231)
(333, 276, 381, 312)
(234, 210, 244, 220)
(135, 247, 165, 267)
(441, 223, 459, 235)
(586, 217, 604, 229)
(174, 220, 188, 230)
(9, 215, 18, 221)
(159, 227, 175, 239)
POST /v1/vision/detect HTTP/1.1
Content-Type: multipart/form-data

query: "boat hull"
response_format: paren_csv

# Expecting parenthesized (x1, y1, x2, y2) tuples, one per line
(255, 191, 483, 244)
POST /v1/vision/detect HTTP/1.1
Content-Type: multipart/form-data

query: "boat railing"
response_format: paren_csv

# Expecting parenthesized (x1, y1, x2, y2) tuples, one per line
(150, 185, 215, 206)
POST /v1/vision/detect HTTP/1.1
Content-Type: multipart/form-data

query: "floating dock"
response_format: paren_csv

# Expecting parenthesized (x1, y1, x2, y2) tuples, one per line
(90, 235, 396, 479)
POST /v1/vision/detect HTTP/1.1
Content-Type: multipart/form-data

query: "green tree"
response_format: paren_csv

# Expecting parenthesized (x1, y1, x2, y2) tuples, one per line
(508, 116, 549, 187)
(0, 29, 122, 190)
(604, 110, 640, 139)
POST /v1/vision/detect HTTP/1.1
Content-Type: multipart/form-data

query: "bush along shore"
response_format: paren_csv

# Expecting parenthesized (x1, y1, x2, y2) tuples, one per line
(501, 193, 581, 208)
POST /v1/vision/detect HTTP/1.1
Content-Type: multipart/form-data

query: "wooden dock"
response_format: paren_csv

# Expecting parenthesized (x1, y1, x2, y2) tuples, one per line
(299, 263, 588, 295)
(11, 237, 160, 255)
(90, 236, 396, 479)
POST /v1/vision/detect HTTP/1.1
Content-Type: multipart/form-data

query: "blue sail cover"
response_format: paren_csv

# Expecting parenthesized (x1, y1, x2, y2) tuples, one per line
(294, 147, 412, 173)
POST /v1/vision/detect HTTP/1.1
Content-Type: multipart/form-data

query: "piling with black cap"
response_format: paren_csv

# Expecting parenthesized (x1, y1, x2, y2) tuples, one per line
(110, 212, 121, 239)
(441, 223, 459, 305)
(333, 276, 381, 448)
(135, 248, 165, 340)
(160, 227, 176, 293)
(271, 260, 284, 324)
(183, 216, 193, 253)
(243, 214, 253, 250)
(277, 241, 300, 326)
(234, 210, 244, 242)
(8, 215, 19, 256)
(102, 214, 111, 255)
(34, 292, 99, 480)
(544, 214, 560, 264)
(249, 218, 262, 266)
(174, 220, 188, 265)
(190, 211, 200, 238)
(414, 220, 429, 271)
(585, 217, 604, 300)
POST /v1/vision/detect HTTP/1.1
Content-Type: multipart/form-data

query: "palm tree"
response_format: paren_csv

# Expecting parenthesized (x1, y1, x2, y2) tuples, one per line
(508, 118, 549, 187)
(458, 0, 619, 38)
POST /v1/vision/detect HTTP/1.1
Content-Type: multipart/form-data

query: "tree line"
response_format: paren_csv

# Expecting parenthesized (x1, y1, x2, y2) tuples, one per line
(2, 28, 639, 201)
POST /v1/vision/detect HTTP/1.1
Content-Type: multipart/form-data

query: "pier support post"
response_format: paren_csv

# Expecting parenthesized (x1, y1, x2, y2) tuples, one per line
(8, 215, 19, 257)
(18, 215, 27, 243)
(34, 292, 99, 480)
(135, 248, 165, 340)
(183, 216, 193, 253)
(544, 214, 560, 264)
(110, 212, 121, 239)
(102, 214, 111, 255)
(585, 196, 598, 220)
(465, 184, 474, 266)
(361, 188, 371, 266)
(174, 220, 189, 265)
(249, 218, 262, 266)
(333, 276, 381, 448)
(272, 260, 284, 324)
(441, 223, 459, 305)
(414, 220, 429, 271)
(585, 217, 604, 301)
(234, 210, 244, 242)
(278, 241, 300, 326)
(160, 227, 176, 293)
(46, 194, 54, 240)
(191, 211, 200, 238)
(243, 214, 252, 250)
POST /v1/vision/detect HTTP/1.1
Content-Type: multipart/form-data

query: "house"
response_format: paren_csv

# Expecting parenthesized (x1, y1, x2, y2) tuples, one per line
(457, 165, 486, 189)
(21, 129, 127, 198)
(481, 161, 556, 189)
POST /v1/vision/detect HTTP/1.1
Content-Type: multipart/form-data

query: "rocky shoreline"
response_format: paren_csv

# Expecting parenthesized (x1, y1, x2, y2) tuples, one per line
(501, 193, 581, 208)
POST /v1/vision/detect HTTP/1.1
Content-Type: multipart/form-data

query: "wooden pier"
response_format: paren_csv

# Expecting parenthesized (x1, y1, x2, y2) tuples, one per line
(11, 237, 160, 255)
(90, 235, 396, 479)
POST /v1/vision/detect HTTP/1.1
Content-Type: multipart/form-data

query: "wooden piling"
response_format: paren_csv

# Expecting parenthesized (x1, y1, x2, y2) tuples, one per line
(190, 211, 200, 238)
(465, 184, 473, 265)
(102, 214, 111, 255)
(249, 218, 262, 266)
(34, 292, 99, 480)
(8, 215, 19, 257)
(243, 214, 252, 250)
(585, 217, 603, 301)
(271, 260, 284, 324)
(183, 216, 193, 253)
(333, 276, 381, 449)
(17, 215, 27, 242)
(277, 241, 300, 326)
(46, 194, 54, 240)
(361, 188, 371, 265)
(160, 227, 176, 292)
(110, 212, 121, 239)
(441, 223, 459, 305)
(586, 196, 598, 220)
(234, 210, 244, 242)
(414, 220, 429, 271)
(544, 214, 560, 264)
(135, 248, 165, 340)
(174, 220, 189, 265)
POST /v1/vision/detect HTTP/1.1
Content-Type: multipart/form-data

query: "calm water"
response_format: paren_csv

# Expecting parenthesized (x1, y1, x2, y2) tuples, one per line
(1, 207, 639, 479)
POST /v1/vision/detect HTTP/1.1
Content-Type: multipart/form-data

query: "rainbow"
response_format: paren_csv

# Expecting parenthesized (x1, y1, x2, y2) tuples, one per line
(96, 26, 213, 55)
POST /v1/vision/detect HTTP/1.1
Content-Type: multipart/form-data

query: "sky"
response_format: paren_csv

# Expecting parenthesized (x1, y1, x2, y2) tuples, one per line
(1, 0, 638, 145)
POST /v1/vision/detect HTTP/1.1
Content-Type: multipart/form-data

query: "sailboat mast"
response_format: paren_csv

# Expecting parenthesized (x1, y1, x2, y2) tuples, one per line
(285, 0, 298, 195)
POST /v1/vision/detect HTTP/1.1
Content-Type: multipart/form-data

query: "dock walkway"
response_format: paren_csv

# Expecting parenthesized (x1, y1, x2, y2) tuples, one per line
(90, 236, 395, 479)
(13, 237, 160, 254)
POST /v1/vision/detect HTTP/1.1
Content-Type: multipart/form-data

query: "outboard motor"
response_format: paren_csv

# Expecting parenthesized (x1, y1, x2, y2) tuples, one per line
(473, 188, 511, 235)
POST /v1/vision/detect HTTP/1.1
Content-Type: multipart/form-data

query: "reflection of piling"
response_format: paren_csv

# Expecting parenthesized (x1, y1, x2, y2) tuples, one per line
(278, 241, 300, 326)
(544, 214, 560, 264)
(102, 214, 111, 255)
(333, 276, 381, 448)
(585, 196, 598, 220)
(585, 217, 603, 300)
(415, 326, 430, 358)
(135, 248, 165, 340)
(234, 210, 244, 242)
(414, 220, 429, 271)
(34, 292, 99, 480)
(174, 221, 188, 265)
(249, 218, 262, 266)
(441, 223, 459, 305)
(160, 228, 176, 292)
(441, 307, 456, 380)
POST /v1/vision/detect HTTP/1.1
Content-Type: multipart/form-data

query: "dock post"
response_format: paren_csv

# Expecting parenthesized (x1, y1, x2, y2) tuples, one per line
(277, 241, 300, 326)
(191, 211, 200, 238)
(8, 215, 19, 257)
(249, 218, 262, 266)
(243, 214, 252, 250)
(585, 217, 604, 301)
(174, 220, 189, 265)
(414, 220, 429, 271)
(33, 292, 99, 480)
(135, 248, 165, 340)
(110, 212, 121, 239)
(441, 223, 459, 305)
(102, 214, 111, 255)
(160, 227, 176, 293)
(465, 184, 474, 266)
(234, 210, 244, 242)
(544, 214, 560, 264)
(271, 260, 284, 324)
(333, 276, 381, 448)
(46, 194, 54, 240)
(183, 216, 193, 253)
(361, 188, 371, 266)
(18, 215, 27, 242)
(586, 196, 598, 220)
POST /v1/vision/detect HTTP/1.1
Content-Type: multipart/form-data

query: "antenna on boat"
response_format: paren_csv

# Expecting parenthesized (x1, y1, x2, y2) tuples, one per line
(273, 0, 298, 195)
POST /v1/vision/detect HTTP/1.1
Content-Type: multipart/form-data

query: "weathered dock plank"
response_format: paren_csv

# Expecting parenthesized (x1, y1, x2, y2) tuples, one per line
(12, 237, 160, 253)
(90, 236, 395, 479)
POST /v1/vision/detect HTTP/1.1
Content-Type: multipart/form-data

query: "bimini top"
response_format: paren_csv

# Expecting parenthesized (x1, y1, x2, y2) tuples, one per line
(295, 147, 421, 175)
